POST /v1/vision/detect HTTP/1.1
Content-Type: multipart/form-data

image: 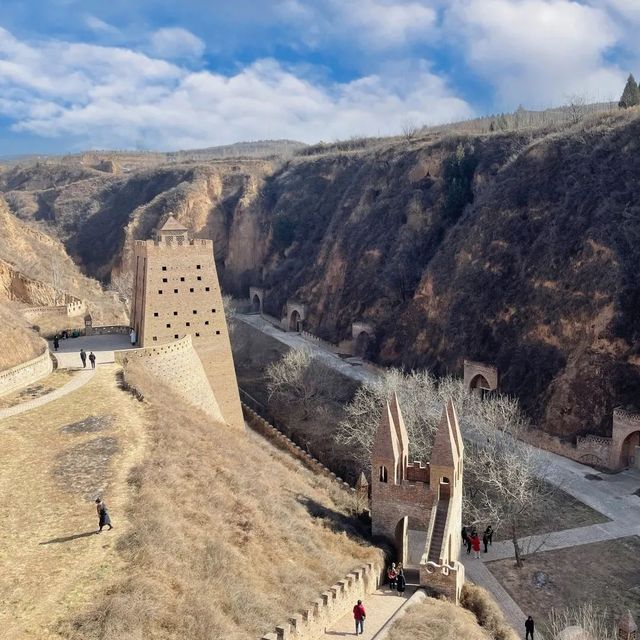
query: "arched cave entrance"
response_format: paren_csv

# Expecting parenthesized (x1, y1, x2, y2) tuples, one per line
(289, 309, 302, 332)
(251, 294, 261, 313)
(354, 331, 371, 358)
(620, 431, 640, 469)
(469, 374, 492, 400)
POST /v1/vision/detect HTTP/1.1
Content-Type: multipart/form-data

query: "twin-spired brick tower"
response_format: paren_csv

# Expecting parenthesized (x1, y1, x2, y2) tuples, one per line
(371, 395, 465, 602)
(130, 215, 244, 430)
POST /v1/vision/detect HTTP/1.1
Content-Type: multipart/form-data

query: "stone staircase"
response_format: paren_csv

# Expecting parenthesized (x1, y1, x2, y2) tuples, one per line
(427, 498, 450, 563)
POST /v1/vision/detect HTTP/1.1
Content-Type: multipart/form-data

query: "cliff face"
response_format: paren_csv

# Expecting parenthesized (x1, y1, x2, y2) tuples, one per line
(2, 112, 639, 437)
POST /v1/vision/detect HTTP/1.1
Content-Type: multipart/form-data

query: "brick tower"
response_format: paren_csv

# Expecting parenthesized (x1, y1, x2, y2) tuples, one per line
(130, 215, 244, 430)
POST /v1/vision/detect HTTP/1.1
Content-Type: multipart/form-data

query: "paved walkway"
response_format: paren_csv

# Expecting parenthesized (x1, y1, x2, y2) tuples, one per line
(0, 335, 135, 422)
(240, 313, 640, 635)
(319, 585, 416, 639)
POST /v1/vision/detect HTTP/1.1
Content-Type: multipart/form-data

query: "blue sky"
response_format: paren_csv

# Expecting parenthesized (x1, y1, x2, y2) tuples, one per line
(0, 0, 638, 154)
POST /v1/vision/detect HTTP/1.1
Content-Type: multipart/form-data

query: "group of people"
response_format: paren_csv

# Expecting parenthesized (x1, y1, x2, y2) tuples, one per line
(386, 562, 407, 595)
(462, 524, 494, 559)
(79, 348, 97, 369)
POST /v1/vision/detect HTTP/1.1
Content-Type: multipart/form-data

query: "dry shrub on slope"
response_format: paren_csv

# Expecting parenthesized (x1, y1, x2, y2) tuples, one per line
(64, 362, 382, 640)
(387, 596, 491, 640)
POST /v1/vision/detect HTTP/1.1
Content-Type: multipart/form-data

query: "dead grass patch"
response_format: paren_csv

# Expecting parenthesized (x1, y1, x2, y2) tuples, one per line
(54, 435, 119, 499)
(487, 537, 640, 627)
(460, 584, 519, 640)
(60, 414, 114, 434)
(62, 362, 382, 640)
(387, 595, 493, 640)
(0, 368, 73, 408)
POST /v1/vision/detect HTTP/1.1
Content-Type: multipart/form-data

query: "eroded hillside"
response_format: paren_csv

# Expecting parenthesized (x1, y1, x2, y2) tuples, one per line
(3, 111, 640, 437)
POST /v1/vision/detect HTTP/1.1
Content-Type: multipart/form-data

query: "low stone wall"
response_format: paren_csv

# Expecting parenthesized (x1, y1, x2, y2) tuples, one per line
(520, 429, 612, 469)
(260, 561, 382, 640)
(115, 336, 223, 421)
(90, 325, 131, 336)
(241, 402, 355, 493)
(0, 348, 53, 398)
(23, 296, 85, 321)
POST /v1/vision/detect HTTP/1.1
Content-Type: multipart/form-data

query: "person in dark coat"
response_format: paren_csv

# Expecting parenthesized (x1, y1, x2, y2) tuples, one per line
(483, 525, 494, 552)
(462, 525, 468, 543)
(525, 615, 535, 640)
(95, 498, 112, 533)
(396, 569, 406, 596)
(88, 352, 96, 369)
(353, 600, 366, 635)
(80, 349, 87, 368)
(53, 336, 60, 351)
(466, 530, 473, 554)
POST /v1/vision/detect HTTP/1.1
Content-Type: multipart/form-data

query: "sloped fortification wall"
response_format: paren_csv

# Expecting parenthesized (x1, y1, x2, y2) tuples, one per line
(0, 347, 53, 397)
(115, 335, 223, 421)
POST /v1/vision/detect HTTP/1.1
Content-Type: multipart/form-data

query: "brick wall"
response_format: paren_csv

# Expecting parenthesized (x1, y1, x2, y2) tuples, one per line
(115, 335, 224, 421)
(520, 429, 613, 469)
(371, 480, 434, 539)
(131, 237, 243, 429)
(0, 348, 53, 397)
(260, 562, 383, 640)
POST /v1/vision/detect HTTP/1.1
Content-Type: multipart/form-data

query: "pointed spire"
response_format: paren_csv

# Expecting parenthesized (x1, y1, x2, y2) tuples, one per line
(159, 214, 188, 232)
(446, 399, 463, 457)
(389, 392, 409, 460)
(431, 401, 459, 468)
(356, 472, 369, 490)
(372, 401, 399, 463)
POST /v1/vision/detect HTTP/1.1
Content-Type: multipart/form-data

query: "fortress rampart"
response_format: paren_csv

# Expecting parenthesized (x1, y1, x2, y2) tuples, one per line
(0, 347, 53, 398)
(115, 335, 223, 421)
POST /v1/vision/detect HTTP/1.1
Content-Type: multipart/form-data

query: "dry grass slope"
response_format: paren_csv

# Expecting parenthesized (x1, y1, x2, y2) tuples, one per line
(64, 362, 382, 640)
(387, 596, 491, 640)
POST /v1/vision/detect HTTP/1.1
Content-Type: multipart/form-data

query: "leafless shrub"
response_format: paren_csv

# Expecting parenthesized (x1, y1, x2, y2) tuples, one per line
(546, 602, 617, 640)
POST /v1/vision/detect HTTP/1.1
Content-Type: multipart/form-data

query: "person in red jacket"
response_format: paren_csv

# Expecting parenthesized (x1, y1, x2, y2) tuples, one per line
(471, 532, 481, 559)
(353, 600, 366, 635)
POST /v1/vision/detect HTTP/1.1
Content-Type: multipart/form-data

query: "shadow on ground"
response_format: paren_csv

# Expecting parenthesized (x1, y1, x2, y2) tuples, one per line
(39, 531, 98, 545)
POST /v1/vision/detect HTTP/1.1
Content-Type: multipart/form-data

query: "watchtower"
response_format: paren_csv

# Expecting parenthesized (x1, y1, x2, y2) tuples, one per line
(370, 395, 465, 602)
(130, 215, 243, 430)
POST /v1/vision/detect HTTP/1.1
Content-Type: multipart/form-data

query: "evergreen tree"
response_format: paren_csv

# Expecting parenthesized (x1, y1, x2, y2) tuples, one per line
(618, 73, 640, 108)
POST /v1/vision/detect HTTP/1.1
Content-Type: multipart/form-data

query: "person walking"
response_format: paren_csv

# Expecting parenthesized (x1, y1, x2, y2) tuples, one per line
(462, 525, 468, 544)
(80, 348, 87, 368)
(396, 569, 406, 596)
(95, 498, 113, 533)
(525, 615, 535, 640)
(53, 335, 60, 351)
(471, 532, 481, 559)
(88, 351, 96, 369)
(466, 530, 473, 555)
(353, 600, 366, 635)
(483, 528, 490, 553)
(387, 563, 397, 590)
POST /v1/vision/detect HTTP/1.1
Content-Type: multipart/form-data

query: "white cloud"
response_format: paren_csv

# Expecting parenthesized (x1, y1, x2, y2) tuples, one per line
(85, 15, 121, 36)
(276, 0, 438, 49)
(0, 27, 472, 150)
(449, 0, 625, 106)
(149, 27, 205, 60)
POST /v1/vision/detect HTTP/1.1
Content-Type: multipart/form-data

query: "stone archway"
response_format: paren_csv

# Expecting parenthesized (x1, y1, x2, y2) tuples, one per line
(351, 322, 375, 358)
(282, 300, 307, 332)
(249, 286, 265, 314)
(289, 309, 301, 332)
(463, 360, 498, 398)
(610, 408, 640, 469)
(620, 431, 640, 469)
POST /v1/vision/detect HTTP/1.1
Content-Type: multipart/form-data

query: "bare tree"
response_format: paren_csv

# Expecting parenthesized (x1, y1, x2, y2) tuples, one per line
(565, 94, 587, 125)
(401, 119, 420, 142)
(265, 348, 341, 421)
(463, 396, 558, 567)
(547, 602, 616, 640)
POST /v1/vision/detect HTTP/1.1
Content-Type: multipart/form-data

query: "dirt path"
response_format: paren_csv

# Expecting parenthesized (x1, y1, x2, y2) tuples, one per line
(0, 364, 148, 639)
